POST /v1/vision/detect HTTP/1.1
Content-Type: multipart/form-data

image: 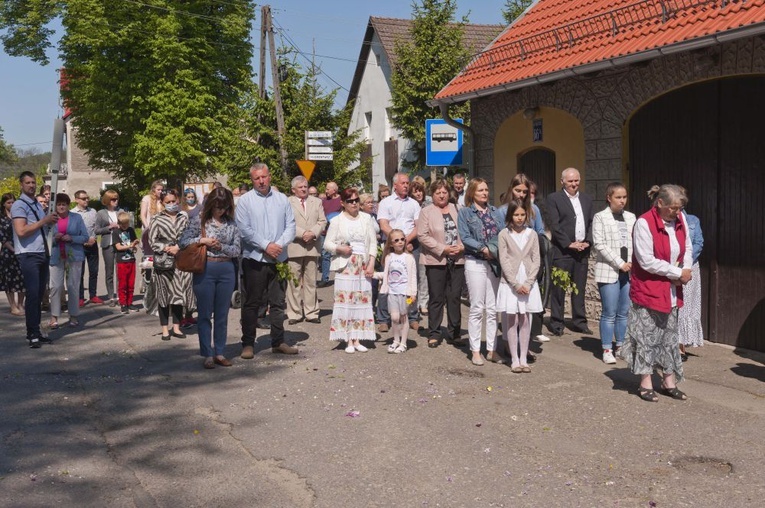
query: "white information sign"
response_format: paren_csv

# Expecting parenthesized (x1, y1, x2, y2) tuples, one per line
(305, 131, 334, 161)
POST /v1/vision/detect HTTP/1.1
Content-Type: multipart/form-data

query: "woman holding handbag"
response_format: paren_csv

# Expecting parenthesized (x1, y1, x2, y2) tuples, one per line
(179, 188, 241, 369)
(148, 189, 194, 341)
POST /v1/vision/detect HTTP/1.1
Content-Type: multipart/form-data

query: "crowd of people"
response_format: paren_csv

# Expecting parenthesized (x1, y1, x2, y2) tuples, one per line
(2, 165, 705, 401)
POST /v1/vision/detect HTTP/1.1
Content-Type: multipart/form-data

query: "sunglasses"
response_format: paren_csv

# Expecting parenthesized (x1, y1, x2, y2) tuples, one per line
(392, 238, 406, 243)
(345, 198, 360, 204)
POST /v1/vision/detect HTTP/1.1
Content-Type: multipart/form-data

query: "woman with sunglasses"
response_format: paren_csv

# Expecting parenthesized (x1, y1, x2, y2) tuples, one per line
(179, 187, 241, 369)
(95, 189, 123, 306)
(325, 188, 377, 353)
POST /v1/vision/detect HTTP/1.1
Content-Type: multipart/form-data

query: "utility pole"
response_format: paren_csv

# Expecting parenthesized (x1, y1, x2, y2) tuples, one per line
(259, 7, 267, 99)
(262, 5, 289, 178)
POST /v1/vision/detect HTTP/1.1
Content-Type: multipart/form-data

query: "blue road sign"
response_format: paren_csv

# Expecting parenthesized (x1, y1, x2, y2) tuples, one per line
(426, 118, 463, 167)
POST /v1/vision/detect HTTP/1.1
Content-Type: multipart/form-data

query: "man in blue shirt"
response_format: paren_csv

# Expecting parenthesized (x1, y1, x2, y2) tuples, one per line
(236, 163, 297, 359)
(11, 171, 59, 348)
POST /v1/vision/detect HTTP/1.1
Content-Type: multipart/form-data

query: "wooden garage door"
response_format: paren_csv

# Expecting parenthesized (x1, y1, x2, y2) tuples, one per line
(629, 76, 765, 351)
(519, 147, 556, 227)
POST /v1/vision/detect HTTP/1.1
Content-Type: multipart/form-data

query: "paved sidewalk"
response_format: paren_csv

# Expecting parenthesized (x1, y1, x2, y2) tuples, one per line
(1, 283, 763, 507)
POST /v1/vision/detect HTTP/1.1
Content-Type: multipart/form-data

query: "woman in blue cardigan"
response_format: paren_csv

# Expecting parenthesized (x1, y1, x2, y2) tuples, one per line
(49, 193, 89, 328)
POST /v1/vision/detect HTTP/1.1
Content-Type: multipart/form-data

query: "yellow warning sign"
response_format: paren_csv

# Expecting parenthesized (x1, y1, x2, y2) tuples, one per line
(296, 160, 316, 181)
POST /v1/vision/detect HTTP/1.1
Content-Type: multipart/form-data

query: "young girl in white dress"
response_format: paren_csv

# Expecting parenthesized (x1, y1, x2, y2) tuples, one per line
(497, 200, 543, 373)
(375, 229, 417, 353)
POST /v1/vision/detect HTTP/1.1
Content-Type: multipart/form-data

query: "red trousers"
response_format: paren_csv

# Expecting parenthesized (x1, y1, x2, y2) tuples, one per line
(116, 262, 136, 306)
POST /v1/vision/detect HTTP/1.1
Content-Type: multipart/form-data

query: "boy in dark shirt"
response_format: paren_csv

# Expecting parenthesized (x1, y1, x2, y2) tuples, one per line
(112, 212, 140, 314)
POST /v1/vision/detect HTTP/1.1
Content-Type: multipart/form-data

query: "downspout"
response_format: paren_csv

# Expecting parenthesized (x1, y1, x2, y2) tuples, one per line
(437, 102, 475, 179)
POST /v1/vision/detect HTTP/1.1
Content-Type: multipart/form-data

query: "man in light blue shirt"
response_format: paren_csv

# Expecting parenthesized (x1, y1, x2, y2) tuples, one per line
(236, 163, 297, 359)
(11, 171, 59, 347)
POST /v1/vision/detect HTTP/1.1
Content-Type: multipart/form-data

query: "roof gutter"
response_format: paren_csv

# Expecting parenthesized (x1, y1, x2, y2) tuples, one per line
(437, 103, 475, 179)
(428, 21, 765, 107)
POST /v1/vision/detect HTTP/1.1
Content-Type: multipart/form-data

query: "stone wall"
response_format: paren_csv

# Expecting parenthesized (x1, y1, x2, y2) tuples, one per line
(469, 37, 765, 320)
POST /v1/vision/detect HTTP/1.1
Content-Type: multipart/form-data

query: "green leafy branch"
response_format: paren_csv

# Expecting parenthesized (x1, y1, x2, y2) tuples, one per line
(276, 261, 300, 287)
(551, 267, 579, 295)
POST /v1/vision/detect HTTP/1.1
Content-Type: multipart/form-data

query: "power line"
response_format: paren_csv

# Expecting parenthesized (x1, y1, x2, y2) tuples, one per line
(271, 20, 350, 92)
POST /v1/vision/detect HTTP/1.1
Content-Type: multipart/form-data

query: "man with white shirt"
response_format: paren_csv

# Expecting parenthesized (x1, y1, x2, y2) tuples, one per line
(546, 168, 594, 336)
(377, 171, 421, 331)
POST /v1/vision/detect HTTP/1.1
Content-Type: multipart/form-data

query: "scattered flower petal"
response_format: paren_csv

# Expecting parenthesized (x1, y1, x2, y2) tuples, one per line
(487, 386, 492, 392)
(345, 410, 360, 418)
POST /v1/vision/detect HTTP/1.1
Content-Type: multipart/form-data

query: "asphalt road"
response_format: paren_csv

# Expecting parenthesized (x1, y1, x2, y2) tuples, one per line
(1, 281, 763, 507)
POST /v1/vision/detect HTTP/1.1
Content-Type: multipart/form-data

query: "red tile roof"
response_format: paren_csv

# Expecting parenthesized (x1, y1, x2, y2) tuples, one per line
(435, 0, 765, 103)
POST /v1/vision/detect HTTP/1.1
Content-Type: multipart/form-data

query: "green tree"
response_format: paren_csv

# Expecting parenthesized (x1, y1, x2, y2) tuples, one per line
(502, 0, 534, 25)
(221, 53, 370, 192)
(1, 1, 255, 193)
(0, 127, 17, 166)
(389, 0, 471, 173)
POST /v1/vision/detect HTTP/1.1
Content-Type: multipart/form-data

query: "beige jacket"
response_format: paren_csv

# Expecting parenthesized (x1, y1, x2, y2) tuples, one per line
(416, 203, 465, 266)
(498, 228, 540, 290)
(287, 195, 327, 258)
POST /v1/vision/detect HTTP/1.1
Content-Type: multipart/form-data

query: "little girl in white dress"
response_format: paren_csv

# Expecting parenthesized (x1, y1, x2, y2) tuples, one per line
(497, 200, 543, 372)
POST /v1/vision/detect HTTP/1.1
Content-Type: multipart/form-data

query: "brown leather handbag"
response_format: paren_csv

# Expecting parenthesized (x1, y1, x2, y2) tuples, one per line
(176, 224, 207, 274)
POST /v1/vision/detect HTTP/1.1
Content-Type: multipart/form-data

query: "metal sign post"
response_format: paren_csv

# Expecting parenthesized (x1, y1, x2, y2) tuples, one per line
(46, 118, 65, 253)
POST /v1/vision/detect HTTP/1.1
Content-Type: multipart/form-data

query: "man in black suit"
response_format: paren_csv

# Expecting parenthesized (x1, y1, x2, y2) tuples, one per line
(546, 168, 594, 335)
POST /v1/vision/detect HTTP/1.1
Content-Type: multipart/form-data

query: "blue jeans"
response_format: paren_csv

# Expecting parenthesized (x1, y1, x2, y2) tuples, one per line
(598, 272, 630, 350)
(80, 244, 100, 299)
(17, 252, 49, 339)
(193, 260, 236, 357)
(320, 249, 331, 283)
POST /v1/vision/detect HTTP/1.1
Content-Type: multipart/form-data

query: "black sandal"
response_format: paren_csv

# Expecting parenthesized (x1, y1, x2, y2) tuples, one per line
(428, 339, 439, 348)
(659, 385, 687, 400)
(638, 388, 659, 402)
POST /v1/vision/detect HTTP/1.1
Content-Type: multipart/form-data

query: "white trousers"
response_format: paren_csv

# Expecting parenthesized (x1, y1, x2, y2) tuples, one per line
(49, 259, 83, 318)
(417, 261, 429, 310)
(464, 258, 499, 353)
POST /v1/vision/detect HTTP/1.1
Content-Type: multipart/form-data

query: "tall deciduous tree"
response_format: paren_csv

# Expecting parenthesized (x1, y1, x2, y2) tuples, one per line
(0, 127, 17, 165)
(502, 0, 534, 25)
(1, 1, 254, 192)
(389, 0, 470, 173)
(222, 53, 371, 192)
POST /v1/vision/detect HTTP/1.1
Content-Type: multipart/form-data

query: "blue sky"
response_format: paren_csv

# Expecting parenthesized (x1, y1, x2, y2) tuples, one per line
(0, 1, 507, 149)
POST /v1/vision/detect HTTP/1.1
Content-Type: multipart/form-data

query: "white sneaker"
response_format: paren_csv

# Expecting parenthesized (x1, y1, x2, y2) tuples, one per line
(345, 345, 355, 354)
(387, 342, 399, 354)
(602, 350, 616, 364)
(354, 344, 368, 352)
(536, 334, 551, 342)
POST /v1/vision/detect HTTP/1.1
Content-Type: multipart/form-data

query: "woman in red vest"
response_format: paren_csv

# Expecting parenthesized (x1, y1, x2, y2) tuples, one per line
(621, 184, 693, 402)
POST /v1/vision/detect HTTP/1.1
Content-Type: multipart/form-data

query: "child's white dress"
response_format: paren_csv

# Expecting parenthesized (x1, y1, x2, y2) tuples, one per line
(496, 228, 544, 314)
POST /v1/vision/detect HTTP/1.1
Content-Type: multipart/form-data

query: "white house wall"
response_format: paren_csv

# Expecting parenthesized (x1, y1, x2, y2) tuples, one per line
(347, 31, 410, 192)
